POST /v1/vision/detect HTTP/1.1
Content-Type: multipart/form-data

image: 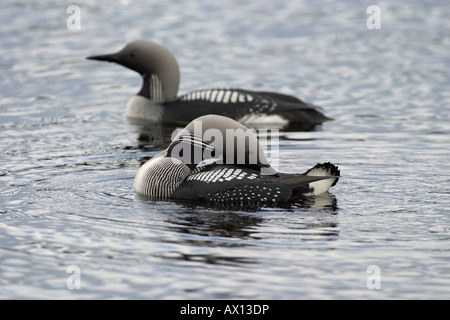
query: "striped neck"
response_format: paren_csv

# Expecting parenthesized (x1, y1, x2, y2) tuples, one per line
(138, 73, 165, 103)
(133, 156, 191, 198)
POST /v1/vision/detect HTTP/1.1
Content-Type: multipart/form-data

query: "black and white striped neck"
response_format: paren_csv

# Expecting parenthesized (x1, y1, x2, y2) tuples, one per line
(138, 73, 165, 103)
(133, 155, 191, 198)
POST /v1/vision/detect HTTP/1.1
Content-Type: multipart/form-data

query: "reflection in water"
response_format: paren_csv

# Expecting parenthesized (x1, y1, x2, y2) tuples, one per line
(292, 193, 338, 212)
(173, 206, 264, 239)
(175, 253, 254, 266)
(165, 210, 262, 264)
(135, 193, 339, 265)
(135, 192, 338, 213)
(128, 121, 180, 152)
(127, 116, 323, 153)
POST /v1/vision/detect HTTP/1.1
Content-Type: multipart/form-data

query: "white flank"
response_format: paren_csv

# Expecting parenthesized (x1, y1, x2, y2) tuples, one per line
(237, 114, 288, 126)
(308, 179, 335, 196)
(126, 96, 164, 121)
(305, 166, 337, 196)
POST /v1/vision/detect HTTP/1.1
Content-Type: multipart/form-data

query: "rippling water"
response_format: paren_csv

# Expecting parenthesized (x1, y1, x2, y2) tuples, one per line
(1, 0, 449, 299)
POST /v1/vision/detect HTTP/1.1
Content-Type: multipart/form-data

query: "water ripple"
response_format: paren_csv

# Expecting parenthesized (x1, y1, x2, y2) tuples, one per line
(1, 0, 449, 299)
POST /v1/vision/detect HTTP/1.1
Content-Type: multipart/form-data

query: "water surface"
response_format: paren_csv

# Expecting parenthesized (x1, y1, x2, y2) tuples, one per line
(0, 0, 449, 299)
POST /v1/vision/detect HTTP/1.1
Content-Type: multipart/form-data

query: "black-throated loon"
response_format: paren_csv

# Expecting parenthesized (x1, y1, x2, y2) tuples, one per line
(133, 114, 339, 204)
(87, 40, 330, 130)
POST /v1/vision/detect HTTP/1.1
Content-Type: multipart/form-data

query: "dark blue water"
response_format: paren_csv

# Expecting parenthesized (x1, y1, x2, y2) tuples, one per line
(1, 0, 449, 299)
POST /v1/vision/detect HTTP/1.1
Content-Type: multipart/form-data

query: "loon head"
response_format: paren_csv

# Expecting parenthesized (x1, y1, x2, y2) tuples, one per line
(171, 115, 278, 175)
(87, 40, 180, 102)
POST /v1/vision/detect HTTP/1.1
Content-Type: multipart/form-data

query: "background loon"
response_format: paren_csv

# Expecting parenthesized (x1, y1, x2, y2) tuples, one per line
(133, 115, 340, 204)
(87, 40, 330, 130)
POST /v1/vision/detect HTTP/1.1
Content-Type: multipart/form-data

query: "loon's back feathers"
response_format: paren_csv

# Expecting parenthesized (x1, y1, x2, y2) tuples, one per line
(171, 163, 340, 203)
(163, 88, 329, 129)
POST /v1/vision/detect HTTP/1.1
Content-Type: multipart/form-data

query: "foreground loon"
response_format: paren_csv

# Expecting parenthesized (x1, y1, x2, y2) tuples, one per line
(134, 115, 339, 204)
(87, 40, 330, 130)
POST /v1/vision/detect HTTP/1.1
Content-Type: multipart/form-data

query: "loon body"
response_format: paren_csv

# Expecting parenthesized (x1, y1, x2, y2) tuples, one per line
(87, 40, 330, 130)
(133, 115, 339, 204)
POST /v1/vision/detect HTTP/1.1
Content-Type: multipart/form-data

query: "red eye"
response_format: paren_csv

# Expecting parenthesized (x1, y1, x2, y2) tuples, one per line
(130, 53, 135, 58)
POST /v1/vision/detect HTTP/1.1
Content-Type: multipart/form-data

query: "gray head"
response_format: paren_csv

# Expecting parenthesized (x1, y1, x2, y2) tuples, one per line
(87, 40, 180, 102)
(170, 115, 278, 174)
